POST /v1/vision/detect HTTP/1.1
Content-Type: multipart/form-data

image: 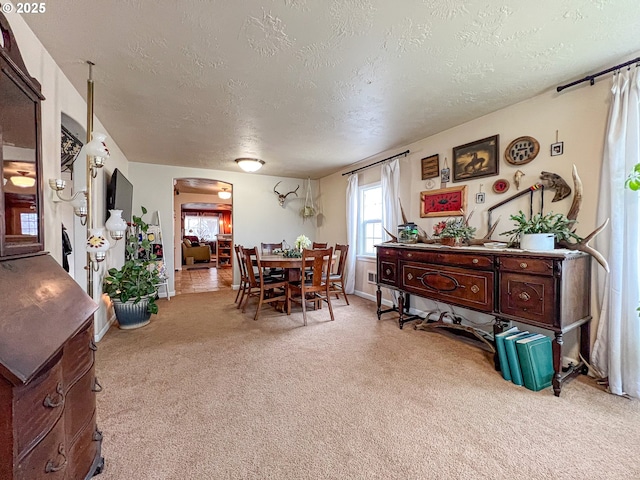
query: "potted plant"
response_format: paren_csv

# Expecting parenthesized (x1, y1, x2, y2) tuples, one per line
(433, 218, 476, 246)
(103, 206, 161, 329)
(501, 210, 582, 250)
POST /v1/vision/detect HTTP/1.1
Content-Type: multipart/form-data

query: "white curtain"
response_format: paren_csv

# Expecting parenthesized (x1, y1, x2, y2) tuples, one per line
(593, 68, 640, 398)
(381, 159, 400, 240)
(345, 174, 359, 294)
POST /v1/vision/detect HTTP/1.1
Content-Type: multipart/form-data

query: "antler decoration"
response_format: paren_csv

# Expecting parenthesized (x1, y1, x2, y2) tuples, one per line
(273, 181, 299, 207)
(556, 165, 610, 272)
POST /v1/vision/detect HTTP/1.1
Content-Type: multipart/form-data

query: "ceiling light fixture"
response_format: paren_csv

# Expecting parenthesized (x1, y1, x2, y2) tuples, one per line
(10, 171, 36, 188)
(235, 158, 264, 173)
(218, 187, 231, 199)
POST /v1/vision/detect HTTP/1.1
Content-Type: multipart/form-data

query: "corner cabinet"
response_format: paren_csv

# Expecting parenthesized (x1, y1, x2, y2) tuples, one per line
(376, 243, 592, 396)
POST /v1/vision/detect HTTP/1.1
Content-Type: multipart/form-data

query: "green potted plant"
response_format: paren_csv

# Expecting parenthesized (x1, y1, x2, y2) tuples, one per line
(501, 210, 582, 250)
(103, 206, 161, 329)
(433, 218, 476, 246)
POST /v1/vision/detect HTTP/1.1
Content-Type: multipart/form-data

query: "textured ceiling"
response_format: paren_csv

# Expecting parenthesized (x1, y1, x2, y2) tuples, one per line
(23, 0, 640, 179)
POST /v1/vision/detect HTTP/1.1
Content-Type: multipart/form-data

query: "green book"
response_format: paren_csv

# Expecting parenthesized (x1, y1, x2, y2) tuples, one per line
(494, 326, 519, 381)
(516, 334, 554, 391)
(504, 331, 535, 386)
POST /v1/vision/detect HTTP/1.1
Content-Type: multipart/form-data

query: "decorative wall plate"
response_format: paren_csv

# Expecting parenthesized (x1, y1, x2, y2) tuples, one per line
(492, 178, 510, 194)
(505, 136, 539, 165)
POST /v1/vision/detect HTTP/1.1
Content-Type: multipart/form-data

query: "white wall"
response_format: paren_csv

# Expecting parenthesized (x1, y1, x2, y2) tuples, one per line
(319, 77, 616, 361)
(129, 163, 318, 295)
(8, 14, 131, 341)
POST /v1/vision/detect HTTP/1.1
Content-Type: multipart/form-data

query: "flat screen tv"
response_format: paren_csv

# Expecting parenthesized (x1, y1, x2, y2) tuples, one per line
(106, 168, 133, 223)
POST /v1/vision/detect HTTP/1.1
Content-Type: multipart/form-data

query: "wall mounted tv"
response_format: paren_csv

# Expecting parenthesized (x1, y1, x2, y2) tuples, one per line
(106, 168, 133, 223)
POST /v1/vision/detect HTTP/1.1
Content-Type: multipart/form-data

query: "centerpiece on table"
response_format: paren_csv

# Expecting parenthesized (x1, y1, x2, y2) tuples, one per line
(433, 218, 476, 247)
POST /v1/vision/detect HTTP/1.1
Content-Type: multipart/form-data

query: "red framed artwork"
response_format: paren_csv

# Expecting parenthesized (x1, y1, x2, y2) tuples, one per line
(420, 185, 467, 218)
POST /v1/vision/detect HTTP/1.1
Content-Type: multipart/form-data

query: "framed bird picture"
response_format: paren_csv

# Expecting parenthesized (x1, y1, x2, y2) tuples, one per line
(420, 185, 467, 218)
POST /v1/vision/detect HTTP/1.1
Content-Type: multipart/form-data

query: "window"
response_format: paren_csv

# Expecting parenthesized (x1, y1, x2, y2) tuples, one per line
(184, 214, 219, 241)
(20, 213, 38, 236)
(358, 183, 382, 256)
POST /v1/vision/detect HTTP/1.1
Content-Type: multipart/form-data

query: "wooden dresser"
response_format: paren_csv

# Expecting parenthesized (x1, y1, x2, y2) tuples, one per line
(376, 243, 592, 396)
(0, 254, 103, 479)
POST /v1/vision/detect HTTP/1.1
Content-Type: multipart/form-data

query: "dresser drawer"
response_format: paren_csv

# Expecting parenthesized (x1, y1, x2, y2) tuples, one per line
(376, 246, 399, 258)
(16, 416, 66, 480)
(399, 249, 493, 269)
(65, 367, 98, 443)
(499, 273, 557, 326)
(498, 256, 554, 275)
(401, 263, 494, 312)
(67, 409, 100, 480)
(63, 322, 95, 388)
(15, 357, 65, 459)
(378, 258, 398, 285)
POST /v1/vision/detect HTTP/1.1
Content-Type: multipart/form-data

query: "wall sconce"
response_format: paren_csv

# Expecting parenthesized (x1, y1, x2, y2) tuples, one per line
(218, 187, 231, 199)
(235, 158, 264, 172)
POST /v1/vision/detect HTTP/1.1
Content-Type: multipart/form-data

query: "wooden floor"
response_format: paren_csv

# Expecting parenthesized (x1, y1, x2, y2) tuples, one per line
(174, 265, 233, 294)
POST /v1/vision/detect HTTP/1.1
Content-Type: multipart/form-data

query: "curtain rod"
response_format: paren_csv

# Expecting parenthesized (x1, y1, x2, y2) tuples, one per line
(557, 56, 640, 92)
(342, 150, 410, 176)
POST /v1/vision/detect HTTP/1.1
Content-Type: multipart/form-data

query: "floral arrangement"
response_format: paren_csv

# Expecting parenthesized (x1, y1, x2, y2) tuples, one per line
(432, 218, 476, 241)
(295, 234, 311, 251)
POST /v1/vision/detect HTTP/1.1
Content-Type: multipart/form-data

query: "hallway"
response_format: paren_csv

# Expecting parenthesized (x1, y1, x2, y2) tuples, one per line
(174, 267, 233, 295)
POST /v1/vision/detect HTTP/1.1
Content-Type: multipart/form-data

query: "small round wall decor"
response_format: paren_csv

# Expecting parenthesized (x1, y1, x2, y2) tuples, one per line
(492, 178, 510, 194)
(505, 136, 540, 165)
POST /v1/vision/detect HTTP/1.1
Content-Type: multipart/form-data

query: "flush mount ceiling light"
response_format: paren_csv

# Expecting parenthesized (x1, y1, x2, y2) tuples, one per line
(10, 171, 35, 188)
(218, 187, 231, 199)
(235, 158, 264, 173)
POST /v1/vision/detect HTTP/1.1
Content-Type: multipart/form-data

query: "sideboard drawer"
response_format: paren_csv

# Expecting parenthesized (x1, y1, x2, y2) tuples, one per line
(378, 259, 398, 285)
(499, 256, 554, 275)
(499, 273, 557, 326)
(376, 247, 398, 258)
(399, 249, 493, 269)
(15, 357, 65, 459)
(401, 263, 494, 312)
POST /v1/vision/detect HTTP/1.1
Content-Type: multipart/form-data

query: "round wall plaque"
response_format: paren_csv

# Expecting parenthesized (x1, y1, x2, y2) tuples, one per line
(505, 136, 540, 165)
(492, 178, 510, 194)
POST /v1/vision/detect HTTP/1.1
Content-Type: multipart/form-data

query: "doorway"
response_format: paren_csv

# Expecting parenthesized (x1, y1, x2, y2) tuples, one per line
(173, 177, 233, 294)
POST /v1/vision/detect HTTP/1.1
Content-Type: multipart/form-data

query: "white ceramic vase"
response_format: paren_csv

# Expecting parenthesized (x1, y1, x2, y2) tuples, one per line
(520, 233, 555, 251)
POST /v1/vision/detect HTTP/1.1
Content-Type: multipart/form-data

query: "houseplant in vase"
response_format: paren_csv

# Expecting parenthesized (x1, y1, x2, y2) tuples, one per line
(433, 218, 476, 246)
(103, 206, 161, 329)
(501, 210, 582, 250)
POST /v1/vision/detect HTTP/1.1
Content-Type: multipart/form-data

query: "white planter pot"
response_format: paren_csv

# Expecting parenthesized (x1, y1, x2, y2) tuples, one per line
(520, 233, 555, 251)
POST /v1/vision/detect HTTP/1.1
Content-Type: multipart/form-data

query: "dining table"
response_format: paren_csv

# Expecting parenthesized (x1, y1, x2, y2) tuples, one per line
(259, 254, 330, 282)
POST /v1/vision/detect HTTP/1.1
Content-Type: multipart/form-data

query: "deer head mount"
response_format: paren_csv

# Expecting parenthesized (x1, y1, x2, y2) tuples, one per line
(273, 181, 299, 207)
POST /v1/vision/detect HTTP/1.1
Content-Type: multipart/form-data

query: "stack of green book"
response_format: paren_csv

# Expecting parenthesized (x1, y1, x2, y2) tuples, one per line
(494, 328, 553, 391)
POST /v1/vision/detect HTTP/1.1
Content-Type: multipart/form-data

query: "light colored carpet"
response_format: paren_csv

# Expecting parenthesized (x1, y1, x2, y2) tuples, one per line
(95, 290, 640, 480)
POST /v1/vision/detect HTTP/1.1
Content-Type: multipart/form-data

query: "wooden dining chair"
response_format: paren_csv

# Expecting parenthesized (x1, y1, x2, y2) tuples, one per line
(287, 247, 334, 326)
(312, 242, 327, 249)
(260, 242, 285, 279)
(328, 244, 349, 305)
(241, 247, 289, 320)
(234, 245, 249, 308)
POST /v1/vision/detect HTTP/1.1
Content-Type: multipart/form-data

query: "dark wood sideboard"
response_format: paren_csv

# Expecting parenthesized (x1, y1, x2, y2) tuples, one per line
(376, 243, 592, 396)
(0, 254, 103, 479)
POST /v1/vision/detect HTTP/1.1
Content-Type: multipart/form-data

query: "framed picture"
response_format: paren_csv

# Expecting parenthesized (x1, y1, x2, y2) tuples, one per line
(441, 167, 450, 183)
(550, 141, 564, 156)
(452, 135, 499, 182)
(420, 185, 467, 218)
(421, 154, 439, 180)
(475, 192, 485, 204)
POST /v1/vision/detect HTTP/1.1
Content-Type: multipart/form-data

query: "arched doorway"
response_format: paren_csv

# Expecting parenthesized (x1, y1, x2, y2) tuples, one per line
(173, 177, 233, 294)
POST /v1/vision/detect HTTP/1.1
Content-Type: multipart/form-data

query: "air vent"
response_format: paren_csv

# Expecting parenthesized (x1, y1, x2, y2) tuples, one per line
(367, 271, 377, 284)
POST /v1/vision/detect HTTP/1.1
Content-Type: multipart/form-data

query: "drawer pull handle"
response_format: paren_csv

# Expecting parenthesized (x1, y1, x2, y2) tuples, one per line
(89, 340, 98, 351)
(407, 273, 413, 280)
(385, 268, 391, 275)
(470, 285, 480, 294)
(92, 378, 103, 393)
(93, 428, 103, 442)
(418, 272, 462, 293)
(45, 444, 67, 473)
(407, 253, 413, 258)
(519, 262, 528, 269)
(518, 292, 531, 301)
(43, 383, 65, 409)
(472, 258, 479, 264)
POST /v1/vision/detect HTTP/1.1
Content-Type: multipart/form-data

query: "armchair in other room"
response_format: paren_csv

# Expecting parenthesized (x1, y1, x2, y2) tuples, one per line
(182, 236, 211, 263)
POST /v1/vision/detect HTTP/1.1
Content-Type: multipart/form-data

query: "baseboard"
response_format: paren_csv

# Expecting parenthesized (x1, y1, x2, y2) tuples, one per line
(354, 290, 428, 318)
(95, 314, 116, 342)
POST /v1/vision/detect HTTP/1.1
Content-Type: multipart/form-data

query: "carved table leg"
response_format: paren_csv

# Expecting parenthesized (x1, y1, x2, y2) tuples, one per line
(552, 332, 563, 397)
(397, 291, 405, 329)
(376, 285, 382, 320)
